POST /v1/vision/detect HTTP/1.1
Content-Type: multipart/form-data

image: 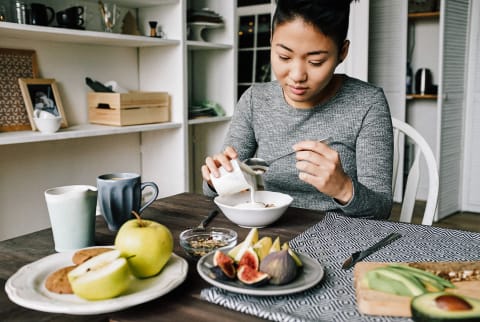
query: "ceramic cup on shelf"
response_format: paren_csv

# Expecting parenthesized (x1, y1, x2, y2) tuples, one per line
(97, 173, 159, 231)
(56, 6, 84, 29)
(33, 110, 62, 134)
(44, 185, 98, 252)
(29, 3, 55, 26)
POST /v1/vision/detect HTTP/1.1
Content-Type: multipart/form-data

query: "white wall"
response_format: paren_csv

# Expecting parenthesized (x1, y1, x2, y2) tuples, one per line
(336, 0, 370, 81)
(0, 135, 141, 240)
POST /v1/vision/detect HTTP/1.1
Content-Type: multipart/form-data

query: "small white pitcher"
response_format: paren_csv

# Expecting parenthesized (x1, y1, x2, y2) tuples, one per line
(210, 159, 256, 196)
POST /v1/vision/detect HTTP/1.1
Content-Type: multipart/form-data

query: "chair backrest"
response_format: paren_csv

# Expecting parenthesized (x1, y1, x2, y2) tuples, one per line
(392, 117, 439, 225)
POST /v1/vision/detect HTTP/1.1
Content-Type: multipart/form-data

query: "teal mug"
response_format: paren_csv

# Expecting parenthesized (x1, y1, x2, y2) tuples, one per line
(97, 173, 159, 231)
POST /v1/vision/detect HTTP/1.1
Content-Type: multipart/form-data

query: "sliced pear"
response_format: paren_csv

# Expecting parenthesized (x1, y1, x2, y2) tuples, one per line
(227, 240, 245, 260)
(68, 249, 131, 300)
(281, 242, 303, 267)
(269, 236, 281, 254)
(253, 236, 273, 261)
(228, 228, 258, 262)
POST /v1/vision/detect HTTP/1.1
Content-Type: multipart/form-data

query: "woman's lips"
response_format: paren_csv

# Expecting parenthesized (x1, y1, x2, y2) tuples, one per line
(289, 85, 307, 95)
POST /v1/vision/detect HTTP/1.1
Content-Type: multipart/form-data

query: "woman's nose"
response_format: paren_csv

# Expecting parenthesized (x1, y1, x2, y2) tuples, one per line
(289, 62, 307, 83)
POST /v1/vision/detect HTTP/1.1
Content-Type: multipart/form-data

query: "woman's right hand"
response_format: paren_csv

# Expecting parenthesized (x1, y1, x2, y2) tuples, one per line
(201, 146, 239, 187)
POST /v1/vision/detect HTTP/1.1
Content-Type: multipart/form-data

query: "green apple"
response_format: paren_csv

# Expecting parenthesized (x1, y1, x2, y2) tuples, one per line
(67, 249, 131, 300)
(114, 213, 173, 278)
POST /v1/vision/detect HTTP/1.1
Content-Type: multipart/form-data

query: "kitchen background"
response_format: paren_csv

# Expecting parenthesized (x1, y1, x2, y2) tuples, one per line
(0, 0, 478, 241)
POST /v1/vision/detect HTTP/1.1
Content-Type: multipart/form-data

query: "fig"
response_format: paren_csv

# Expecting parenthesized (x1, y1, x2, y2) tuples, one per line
(210, 250, 236, 280)
(209, 265, 235, 281)
(259, 250, 297, 285)
(238, 247, 259, 271)
(213, 250, 234, 267)
(237, 265, 270, 286)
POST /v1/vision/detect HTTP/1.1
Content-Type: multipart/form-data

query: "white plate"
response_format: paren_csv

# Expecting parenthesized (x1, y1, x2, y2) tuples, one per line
(197, 253, 324, 296)
(5, 249, 188, 315)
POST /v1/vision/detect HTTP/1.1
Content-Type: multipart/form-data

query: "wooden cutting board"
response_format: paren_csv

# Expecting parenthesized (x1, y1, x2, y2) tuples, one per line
(353, 262, 480, 317)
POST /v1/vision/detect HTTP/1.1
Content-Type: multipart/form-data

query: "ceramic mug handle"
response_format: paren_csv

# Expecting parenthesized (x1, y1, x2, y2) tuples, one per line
(139, 182, 159, 213)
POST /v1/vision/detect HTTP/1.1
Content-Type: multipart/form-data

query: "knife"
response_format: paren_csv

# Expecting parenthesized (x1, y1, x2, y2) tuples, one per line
(341, 232, 402, 270)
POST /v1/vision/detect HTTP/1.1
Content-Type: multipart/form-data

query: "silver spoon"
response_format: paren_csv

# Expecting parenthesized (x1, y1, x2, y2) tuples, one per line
(243, 137, 332, 169)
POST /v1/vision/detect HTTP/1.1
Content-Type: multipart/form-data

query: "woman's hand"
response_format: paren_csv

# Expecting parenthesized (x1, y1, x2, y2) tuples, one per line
(293, 140, 353, 204)
(201, 146, 239, 187)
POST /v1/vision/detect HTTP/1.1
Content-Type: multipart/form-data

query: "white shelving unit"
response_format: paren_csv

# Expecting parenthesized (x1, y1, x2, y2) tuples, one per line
(0, 0, 237, 240)
(368, 0, 471, 220)
(186, 0, 236, 193)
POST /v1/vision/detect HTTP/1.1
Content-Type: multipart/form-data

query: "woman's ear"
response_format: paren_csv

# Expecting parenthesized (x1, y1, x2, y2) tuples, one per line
(339, 40, 350, 63)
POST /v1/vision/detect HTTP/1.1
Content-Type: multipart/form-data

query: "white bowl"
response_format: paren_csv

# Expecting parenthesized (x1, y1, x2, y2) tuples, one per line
(34, 116, 62, 134)
(214, 191, 293, 228)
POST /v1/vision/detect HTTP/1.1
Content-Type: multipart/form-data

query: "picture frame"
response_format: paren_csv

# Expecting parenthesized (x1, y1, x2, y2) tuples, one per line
(18, 78, 68, 131)
(0, 48, 39, 132)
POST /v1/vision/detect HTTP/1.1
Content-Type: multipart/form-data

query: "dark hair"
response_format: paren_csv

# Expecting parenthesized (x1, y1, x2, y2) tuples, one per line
(272, 0, 357, 49)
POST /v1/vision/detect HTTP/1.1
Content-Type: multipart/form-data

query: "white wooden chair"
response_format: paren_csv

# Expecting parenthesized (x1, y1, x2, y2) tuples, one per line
(392, 117, 439, 226)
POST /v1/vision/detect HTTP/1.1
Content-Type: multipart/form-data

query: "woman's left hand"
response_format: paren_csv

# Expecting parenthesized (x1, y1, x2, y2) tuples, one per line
(293, 140, 353, 204)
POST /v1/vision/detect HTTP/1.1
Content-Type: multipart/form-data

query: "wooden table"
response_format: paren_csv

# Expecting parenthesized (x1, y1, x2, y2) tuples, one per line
(0, 193, 325, 322)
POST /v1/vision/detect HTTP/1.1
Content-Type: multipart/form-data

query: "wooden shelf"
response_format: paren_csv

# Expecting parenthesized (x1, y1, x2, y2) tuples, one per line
(188, 116, 232, 125)
(187, 40, 232, 50)
(408, 11, 440, 19)
(0, 122, 182, 146)
(0, 22, 180, 47)
(406, 94, 438, 100)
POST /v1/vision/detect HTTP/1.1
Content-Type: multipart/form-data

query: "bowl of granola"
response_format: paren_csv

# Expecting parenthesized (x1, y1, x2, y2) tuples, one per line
(179, 227, 237, 260)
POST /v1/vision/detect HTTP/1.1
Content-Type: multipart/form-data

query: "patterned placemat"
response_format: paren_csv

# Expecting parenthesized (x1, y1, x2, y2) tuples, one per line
(200, 213, 480, 322)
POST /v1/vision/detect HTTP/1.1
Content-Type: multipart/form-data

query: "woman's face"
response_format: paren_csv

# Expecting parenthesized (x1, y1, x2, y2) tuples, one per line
(271, 18, 348, 109)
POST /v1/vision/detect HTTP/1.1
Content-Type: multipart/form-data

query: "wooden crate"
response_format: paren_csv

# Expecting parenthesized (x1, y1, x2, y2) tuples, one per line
(88, 92, 170, 126)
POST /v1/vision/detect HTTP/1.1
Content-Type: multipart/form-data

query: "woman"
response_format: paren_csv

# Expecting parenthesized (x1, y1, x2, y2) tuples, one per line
(202, 0, 393, 219)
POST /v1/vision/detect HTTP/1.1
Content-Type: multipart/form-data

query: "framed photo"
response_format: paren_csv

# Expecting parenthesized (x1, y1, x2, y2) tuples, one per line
(0, 48, 39, 132)
(18, 78, 68, 131)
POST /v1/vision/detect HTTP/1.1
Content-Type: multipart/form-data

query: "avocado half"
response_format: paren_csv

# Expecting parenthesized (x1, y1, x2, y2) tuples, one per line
(411, 292, 480, 322)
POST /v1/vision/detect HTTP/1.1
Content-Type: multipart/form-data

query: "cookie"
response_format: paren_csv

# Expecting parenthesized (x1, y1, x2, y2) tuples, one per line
(45, 265, 76, 294)
(72, 247, 113, 265)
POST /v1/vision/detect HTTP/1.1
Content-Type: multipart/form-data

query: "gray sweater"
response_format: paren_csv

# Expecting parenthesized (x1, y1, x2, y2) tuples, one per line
(204, 76, 393, 219)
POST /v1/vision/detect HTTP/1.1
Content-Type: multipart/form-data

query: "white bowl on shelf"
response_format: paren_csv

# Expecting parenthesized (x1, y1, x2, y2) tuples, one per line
(33, 116, 62, 134)
(214, 190, 293, 228)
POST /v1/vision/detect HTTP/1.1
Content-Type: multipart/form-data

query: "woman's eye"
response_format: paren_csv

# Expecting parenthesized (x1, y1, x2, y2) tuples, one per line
(310, 60, 324, 66)
(278, 55, 290, 61)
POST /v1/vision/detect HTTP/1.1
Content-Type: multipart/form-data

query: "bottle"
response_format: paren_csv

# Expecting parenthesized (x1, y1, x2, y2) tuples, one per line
(15, 1, 26, 24)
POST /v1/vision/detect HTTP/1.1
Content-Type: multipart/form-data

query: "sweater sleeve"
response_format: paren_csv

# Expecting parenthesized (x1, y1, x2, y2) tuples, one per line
(336, 88, 393, 219)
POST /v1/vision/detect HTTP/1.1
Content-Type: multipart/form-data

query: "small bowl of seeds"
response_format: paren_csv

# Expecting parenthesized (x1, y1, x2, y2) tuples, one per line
(179, 227, 237, 260)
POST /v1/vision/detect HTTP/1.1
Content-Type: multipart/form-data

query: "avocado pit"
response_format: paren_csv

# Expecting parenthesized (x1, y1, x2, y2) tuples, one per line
(435, 294, 473, 311)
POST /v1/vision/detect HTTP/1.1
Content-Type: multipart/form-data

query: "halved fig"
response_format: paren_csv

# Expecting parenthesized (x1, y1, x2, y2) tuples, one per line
(209, 265, 235, 281)
(237, 265, 270, 286)
(210, 250, 236, 280)
(238, 247, 259, 271)
(213, 250, 234, 267)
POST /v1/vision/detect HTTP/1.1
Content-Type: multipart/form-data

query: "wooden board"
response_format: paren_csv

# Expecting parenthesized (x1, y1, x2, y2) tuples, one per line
(353, 262, 480, 317)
